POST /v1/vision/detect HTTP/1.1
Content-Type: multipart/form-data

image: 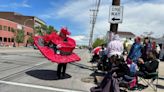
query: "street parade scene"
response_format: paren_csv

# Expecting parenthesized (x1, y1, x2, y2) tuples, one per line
(0, 0, 164, 92)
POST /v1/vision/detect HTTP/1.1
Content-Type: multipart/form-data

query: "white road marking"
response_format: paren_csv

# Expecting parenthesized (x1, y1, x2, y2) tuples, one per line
(0, 80, 83, 92)
(34, 61, 47, 66)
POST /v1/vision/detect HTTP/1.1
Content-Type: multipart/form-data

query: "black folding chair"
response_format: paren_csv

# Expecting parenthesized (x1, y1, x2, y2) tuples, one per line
(138, 59, 160, 92)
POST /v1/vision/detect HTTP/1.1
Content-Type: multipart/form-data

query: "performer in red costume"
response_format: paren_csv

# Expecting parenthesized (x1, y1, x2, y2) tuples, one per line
(34, 27, 81, 79)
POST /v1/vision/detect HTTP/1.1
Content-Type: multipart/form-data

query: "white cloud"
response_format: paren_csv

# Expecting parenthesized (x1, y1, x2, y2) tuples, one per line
(39, 0, 164, 45)
(70, 35, 89, 45)
(119, 3, 164, 37)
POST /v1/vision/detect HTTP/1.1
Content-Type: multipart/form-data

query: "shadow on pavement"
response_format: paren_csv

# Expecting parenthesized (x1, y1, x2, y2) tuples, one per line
(26, 69, 71, 80)
(89, 71, 106, 84)
(159, 76, 164, 80)
(90, 71, 105, 77)
(70, 62, 93, 71)
(156, 84, 164, 89)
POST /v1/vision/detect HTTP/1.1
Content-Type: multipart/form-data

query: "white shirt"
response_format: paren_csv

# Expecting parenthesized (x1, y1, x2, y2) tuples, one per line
(107, 40, 124, 57)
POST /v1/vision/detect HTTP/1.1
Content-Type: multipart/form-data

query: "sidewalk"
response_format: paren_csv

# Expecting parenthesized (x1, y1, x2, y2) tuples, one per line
(75, 49, 164, 92)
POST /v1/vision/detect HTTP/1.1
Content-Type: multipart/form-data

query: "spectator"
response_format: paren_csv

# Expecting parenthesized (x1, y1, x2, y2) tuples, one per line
(106, 34, 123, 58)
(127, 36, 142, 64)
(137, 50, 159, 77)
(141, 37, 152, 61)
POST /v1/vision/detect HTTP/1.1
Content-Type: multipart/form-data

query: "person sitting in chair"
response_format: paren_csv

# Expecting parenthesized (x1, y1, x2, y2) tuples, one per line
(90, 55, 132, 92)
(137, 50, 159, 78)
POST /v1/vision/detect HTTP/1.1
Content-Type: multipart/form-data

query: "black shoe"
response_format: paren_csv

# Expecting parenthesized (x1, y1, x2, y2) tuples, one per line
(57, 75, 61, 79)
(62, 74, 66, 78)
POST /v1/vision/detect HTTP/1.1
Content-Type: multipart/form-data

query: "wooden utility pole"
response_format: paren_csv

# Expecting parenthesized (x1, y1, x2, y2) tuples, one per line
(89, 0, 101, 48)
(110, 0, 120, 34)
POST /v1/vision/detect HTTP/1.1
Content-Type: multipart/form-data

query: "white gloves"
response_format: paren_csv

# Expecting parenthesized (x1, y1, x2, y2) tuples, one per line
(56, 44, 62, 48)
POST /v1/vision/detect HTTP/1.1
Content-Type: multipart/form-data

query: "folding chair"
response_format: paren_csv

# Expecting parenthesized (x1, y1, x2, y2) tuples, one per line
(138, 59, 160, 92)
(119, 75, 138, 92)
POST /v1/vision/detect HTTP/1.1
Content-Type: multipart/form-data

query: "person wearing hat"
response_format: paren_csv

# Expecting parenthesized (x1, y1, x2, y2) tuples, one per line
(34, 27, 81, 79)
(56, 27, 72, 79)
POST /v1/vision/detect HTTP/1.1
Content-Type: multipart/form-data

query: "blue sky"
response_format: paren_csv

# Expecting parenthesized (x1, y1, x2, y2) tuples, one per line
(0, 0, 78, 33)
(0, 0, 164, 45)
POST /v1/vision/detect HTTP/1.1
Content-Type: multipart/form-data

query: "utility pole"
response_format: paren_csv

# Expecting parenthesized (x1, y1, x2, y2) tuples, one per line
(89, 0, 101, 49)
(89, 9, 96, 49)
(110, 0, 120, 34)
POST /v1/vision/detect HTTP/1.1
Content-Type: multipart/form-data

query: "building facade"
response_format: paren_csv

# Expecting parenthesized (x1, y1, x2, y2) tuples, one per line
(0, 12, 46, 47)
(106, 31, 135, 43)
(117, 31, 135, 42)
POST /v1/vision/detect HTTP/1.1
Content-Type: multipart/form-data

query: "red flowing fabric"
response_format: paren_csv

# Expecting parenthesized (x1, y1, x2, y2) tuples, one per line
(34, 32, 81, 63)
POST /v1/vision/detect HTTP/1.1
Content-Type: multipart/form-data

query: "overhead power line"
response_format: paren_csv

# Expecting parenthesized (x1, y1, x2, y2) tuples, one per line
(88, 0, 101, 48)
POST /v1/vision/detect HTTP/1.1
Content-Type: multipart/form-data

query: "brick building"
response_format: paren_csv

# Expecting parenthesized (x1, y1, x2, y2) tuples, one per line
(0, 12, 46, 47)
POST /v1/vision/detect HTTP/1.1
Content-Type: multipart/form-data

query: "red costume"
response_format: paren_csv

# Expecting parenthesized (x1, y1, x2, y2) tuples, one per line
(34, 28, 81, 63)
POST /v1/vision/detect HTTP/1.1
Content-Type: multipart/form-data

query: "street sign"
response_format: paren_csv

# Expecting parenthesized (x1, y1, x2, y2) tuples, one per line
(109, 6, 123, 24)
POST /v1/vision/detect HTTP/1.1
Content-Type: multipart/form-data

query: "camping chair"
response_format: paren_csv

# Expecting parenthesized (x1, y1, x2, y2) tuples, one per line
(119, 75, 138, 92)
(138, 59, 160, 92)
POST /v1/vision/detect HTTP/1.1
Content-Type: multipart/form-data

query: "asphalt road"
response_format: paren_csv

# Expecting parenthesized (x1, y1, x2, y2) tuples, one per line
(0, 48, 95, 92)
(1, 47, 164, 92)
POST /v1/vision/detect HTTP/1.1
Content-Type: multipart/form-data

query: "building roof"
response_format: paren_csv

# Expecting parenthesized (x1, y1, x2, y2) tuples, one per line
(0, 11, 46, 28)
(117, 31, 135, 36)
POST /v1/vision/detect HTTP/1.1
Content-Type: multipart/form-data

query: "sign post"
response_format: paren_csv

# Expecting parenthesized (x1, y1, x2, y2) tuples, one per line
(109, 0, 121, 34)
(109, 6, 123, 24)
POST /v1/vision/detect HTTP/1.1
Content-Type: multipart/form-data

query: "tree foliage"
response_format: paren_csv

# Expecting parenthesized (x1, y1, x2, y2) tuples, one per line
(27, 35, 34, 44)
(46, 25, 58, 34)
(34, 26, 43, 36)
(92, 38, 106, 48)
(34, 25, 57, 36)
(16, 29, 25, 46)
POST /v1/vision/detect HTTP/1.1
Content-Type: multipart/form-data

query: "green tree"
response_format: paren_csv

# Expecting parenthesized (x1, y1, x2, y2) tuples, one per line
(27, 35, 34, 45)
(34, 26, 43, 36)
(92, 38, 106, 48)
(34, 25, 58, 36)
(16, 29, 25, 47)
(46, 25, 57, 34)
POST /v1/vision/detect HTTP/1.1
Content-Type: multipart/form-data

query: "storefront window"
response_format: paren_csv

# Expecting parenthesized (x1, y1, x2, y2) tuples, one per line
(4, 38, 7, 42)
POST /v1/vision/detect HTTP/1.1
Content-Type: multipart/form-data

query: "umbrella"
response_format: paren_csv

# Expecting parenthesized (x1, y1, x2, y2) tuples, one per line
(92, 46, 101, 55)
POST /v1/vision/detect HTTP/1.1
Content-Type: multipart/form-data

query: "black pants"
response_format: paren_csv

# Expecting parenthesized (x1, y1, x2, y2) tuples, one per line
(57, 63, 67, 78)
